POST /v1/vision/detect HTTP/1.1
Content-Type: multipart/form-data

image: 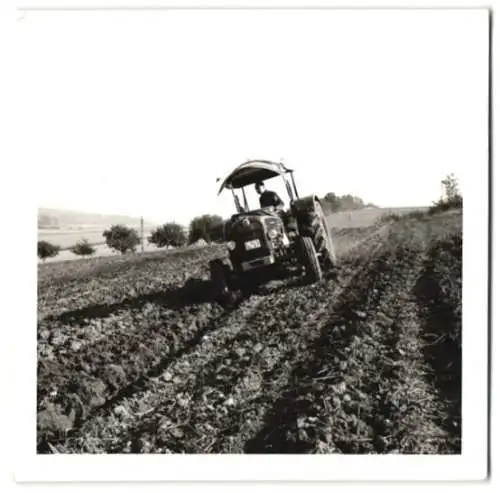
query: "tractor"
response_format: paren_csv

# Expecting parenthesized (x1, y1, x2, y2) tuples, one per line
(209, 160, 336, 305)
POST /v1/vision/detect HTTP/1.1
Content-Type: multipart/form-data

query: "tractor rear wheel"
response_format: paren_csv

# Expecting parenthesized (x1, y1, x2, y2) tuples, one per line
(296, 236, 322, 283)
(298, 200, 337, 270)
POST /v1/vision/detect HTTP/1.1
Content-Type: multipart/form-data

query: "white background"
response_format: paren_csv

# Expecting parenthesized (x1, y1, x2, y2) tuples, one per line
(0, 0, 495, 492)
(13, 2, 489, 225)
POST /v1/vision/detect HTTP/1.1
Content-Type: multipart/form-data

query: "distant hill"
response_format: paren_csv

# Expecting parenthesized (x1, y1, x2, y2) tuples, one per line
(38, 207, 155, 230)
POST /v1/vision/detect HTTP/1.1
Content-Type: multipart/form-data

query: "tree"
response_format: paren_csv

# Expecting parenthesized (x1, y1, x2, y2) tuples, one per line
(441, 173, 461, 202)
(322, 192, 376, 213)
(70, 239, 96, 258)
(188, 214, 225, 244)
(322, 193, 338, 213)
(102, 224, 140, 254)
(148, 222, 187, 248)
(38, 241, 60, 262)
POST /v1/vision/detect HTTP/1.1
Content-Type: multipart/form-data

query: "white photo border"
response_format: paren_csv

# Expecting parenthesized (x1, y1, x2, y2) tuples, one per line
(9, 0, 490, 484)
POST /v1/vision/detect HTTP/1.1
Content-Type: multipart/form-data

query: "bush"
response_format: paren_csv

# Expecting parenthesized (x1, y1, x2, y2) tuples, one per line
(378, 213, 402, 224)
(38, 241, 60, 261)
(102, 225, 140, 254)
(407, 210, 427, 220)
(70, 239, 96, 257)
(428, 174, 463, 215)
(428, 196, 463, 215)
(188, 215, 225, 244)
(148, 222, 187, 248)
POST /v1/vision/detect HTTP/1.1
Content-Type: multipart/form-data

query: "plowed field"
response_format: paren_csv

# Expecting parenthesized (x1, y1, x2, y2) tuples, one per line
(37, 212, 462, 454)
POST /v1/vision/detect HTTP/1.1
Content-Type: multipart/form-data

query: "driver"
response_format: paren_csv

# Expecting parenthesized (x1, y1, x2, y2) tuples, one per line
(255, 181, 284, 209)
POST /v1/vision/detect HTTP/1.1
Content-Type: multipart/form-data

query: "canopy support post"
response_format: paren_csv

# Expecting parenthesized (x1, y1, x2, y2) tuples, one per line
(241, 186, 250, 212)
(281, 174, 294, 202)
(290, 171, 299, 199)
(231, 186, 244, 213)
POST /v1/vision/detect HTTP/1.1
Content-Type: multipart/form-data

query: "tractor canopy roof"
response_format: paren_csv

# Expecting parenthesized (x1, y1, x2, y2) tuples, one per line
(217, 160, 293, 195)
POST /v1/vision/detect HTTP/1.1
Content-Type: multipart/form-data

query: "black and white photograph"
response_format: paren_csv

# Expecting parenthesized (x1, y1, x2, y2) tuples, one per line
(7, 1, 490, 485)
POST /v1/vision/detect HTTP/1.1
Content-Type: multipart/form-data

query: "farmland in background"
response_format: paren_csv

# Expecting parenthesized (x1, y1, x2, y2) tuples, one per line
(37, 208, 462, 454)
(38, 227, 159, 263)
(328, 206, 428, 229)
(38, 206, 428, 263)
(37, 207, 160, 263)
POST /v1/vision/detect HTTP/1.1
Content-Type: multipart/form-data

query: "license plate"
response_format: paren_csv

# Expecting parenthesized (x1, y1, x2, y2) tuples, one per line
(245, 239, 261, 250)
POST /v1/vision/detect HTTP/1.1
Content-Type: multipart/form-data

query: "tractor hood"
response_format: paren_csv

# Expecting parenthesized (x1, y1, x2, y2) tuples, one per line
(225, 209, 283, 238)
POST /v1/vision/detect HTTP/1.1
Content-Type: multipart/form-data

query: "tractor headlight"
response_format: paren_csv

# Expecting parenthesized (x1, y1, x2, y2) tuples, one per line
(227, 240, 236, 251)
(267, 229, 279, 240)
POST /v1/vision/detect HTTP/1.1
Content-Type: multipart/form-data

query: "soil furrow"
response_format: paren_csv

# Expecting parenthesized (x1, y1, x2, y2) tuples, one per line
(190, 229, 391, 453)
(37, 255, 219, 318)
(53, 225, 387, 453)
(242, 246, 400, 453)
(413, 233, 462, 450)
(46, 290, 283, 453)
(37, 212, 463, 455)
(104, 226, 388, 454)
(310, 244, 449, 454)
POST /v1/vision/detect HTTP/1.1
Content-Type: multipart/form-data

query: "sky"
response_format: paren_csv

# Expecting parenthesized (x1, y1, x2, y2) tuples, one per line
(16, 9, 489, 225)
